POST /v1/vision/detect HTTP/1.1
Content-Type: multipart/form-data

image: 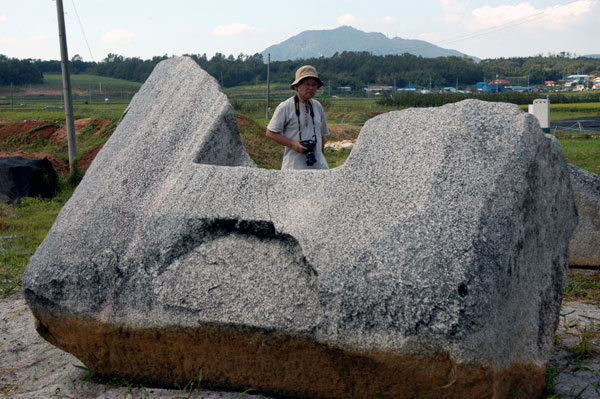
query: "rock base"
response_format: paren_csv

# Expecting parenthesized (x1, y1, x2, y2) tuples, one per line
(33, 311, 546, 399)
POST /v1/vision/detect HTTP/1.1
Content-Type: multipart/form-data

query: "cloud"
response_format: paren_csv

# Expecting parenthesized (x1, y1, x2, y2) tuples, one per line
(336, 14, 357, 25)
(440, 0, 468, 22)
(212, 23, 260, 37)
(0, 36, 17, 44)
(101, 28, 135, 44)
(469, 0, 596, 30)
(28, 35, 47, 42)
(0, 14, 6, 22)
(383, 16, 396, 24)
(0, 35, 47, 45)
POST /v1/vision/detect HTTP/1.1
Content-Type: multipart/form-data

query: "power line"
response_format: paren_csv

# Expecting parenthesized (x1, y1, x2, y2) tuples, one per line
(70, 0, 95, 62)
(434, 2, 568, 47)
(398, 0, 583, 54)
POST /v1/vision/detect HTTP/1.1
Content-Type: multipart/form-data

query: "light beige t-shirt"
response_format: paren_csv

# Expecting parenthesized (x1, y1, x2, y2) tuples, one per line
(267, 96, 330, 170)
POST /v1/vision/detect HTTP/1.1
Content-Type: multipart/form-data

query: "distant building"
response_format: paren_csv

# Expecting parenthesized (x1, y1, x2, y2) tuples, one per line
(397, 84, 416, 92)
(488, 79, 510, 85)
(476, 82, 505, 93)
(364, 85, 394, 95)
(568, 74, 589, 83)
(505, 86, 537, 92)
(545, 80, 556, 86)
(337, 86, 352, 92)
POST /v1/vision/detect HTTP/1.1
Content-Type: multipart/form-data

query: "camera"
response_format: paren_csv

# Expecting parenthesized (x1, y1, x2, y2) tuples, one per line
(300, 139, 317, 166)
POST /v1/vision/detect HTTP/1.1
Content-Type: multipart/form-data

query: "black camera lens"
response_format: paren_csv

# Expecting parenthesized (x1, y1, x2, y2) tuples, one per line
(300, 140, 317, 166)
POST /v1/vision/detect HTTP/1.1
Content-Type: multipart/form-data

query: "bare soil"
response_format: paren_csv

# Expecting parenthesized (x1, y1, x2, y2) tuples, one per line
(0, 121, 53, 140)
(0, 118, 113, 176)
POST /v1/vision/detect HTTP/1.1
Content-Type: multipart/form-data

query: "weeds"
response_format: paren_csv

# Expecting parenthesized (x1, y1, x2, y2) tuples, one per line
(0, 175, 75, 298)
(570, 326, 598, 359)
(541, 365, 560, 398)
(564, 271, 600, 305)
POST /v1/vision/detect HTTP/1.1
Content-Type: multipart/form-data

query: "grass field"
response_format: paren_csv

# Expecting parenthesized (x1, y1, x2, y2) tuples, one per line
(0, 73, 136, 119)
(41, 73, 142, 90)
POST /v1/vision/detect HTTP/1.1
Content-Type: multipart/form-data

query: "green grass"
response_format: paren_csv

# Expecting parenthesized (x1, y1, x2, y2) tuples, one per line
(550, 103, 600, 121)
(558, 137, 600, 175)
(517, 102, 600, 121)
(42, 73, 142, 91)
(564, 270, 600, 305)
(324, 148, 352, 168)
(0, 182, 76, 297)
(0, 73, 135, 119)
(0, 99, 128, 121)
(237, 114, 282, 169)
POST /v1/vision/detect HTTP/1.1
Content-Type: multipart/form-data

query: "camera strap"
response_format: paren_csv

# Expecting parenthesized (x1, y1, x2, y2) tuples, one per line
(294, 95, 317, 142)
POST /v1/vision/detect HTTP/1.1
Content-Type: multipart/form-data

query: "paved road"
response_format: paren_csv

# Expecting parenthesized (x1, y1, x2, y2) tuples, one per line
(551, 116, 600, 132)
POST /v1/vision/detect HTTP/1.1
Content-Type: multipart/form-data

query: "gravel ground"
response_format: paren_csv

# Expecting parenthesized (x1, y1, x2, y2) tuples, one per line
(550, 301, 600, 398)
(2, 292, 599, 399)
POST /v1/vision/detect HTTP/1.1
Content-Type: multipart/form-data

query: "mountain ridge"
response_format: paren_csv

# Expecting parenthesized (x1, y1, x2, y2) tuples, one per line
(261, 26, 479, 62)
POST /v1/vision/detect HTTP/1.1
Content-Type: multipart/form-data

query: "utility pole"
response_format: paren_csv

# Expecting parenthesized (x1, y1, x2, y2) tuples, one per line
(56, 0, 77, 173)
(10, 83, 13, 112)
(266, 53, 271, 119)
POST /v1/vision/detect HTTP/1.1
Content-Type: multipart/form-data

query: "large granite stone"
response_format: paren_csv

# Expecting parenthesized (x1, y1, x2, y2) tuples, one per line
(23, 57, 577, 399)
(568, 164, 600, 266)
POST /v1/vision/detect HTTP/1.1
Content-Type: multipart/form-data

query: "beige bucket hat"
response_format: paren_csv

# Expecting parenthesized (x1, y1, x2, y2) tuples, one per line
(290, 65, 324, 89)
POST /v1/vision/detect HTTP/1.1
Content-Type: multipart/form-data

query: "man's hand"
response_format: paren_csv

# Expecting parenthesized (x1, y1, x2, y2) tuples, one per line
(290, 140, 307, 153)
(266, 130, 308, 153)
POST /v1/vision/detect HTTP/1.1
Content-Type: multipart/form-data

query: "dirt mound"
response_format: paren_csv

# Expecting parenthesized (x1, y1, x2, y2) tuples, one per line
(0, 151, 69, 176)
(0, 118, 113, 175)
(49, 117, 108, 144)
(78, 144, 104, 170)
(237, 115, 258, 129)
(0, 121, 53, 140)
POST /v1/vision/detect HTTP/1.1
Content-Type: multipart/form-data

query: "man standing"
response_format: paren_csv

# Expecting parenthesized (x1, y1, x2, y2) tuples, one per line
(265, 65, 330, 169)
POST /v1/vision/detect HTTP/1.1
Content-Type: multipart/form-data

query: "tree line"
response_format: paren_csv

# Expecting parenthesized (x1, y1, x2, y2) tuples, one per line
(2, 51, 600, 90)
(0, 55, 44, 85)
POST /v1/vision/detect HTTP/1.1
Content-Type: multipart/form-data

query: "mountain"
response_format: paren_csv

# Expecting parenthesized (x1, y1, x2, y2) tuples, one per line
(261, 26, 478, 62)
(583, 54, 600, 59)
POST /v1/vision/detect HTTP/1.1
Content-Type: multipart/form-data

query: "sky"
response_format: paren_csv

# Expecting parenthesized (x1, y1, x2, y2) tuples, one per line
(0, 0, 598, 62)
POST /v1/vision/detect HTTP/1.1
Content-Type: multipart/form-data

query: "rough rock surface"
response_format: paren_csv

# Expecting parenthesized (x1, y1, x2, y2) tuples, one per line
(23, 57, 577, 399)
(568, 164, 600, 266)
